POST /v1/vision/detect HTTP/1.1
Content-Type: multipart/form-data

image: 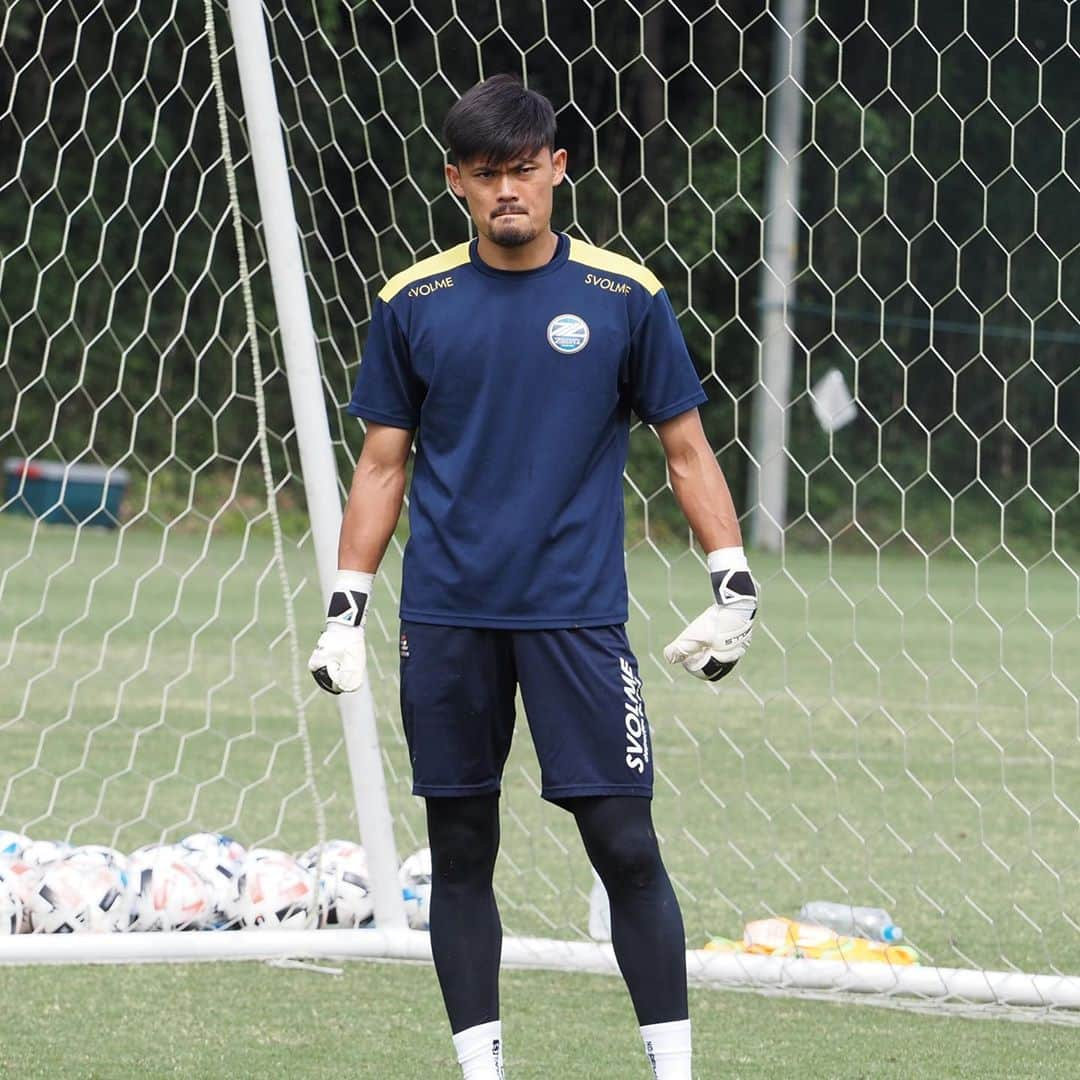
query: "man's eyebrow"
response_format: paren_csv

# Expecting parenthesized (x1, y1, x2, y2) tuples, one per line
(470, 154, 542, 172)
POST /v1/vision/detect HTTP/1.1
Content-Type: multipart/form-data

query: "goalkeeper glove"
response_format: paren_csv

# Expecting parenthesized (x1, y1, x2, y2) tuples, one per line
(308, 570, 373, 694)
(664, 546, 758, 682)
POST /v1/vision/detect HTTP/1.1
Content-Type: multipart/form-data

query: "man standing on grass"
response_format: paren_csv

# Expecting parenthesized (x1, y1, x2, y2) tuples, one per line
(308, 75, 757, 1080)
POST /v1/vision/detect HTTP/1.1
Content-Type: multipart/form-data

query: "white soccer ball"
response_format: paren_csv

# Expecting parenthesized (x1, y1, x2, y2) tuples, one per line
(129, 841, 171, 862)
(193, 858, 243, 930)
(0, 858, 39, 932)
(238, 850, 318, 930)
(127, 848, 212, 932)
(172, 834, 246, 929)
(178, 832, 246, 868)
(64, 844, 129, 871)
(176, 846, 243, 930)
(399, 846, 432, 931)
(299, 838, 366, 872)
(0, 831, 31, 860)
(19, 839, 72, 867)
(0, 863, 25, 935)
(28, 860, 131, 933)
(303, 842, 373, 928)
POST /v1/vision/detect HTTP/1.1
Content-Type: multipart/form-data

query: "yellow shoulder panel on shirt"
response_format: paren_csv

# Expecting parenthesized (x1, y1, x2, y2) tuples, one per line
(378, 242, 472, 303)
(567, 239, 663, 295)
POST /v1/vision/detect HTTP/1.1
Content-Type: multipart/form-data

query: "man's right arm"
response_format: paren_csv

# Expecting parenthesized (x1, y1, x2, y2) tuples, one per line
(309, 422, 413, 694)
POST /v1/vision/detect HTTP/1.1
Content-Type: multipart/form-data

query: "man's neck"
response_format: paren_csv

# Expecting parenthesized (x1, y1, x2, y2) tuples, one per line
(475, 229, 558, 272)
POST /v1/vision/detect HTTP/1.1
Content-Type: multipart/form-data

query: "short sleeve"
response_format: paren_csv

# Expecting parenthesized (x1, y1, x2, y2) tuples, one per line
(346, 299, 421, 428)
(626, 289, 708, 424)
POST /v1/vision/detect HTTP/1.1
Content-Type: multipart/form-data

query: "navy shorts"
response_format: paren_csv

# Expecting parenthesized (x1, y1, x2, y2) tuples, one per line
(399, 622, 653, 802)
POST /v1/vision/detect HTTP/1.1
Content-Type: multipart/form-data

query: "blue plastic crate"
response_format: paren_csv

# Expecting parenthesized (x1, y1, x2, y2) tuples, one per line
(3, 459, 130, 528)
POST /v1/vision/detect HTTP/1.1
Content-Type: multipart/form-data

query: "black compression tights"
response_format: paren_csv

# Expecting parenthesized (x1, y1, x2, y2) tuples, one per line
(426, 795, 502, 1034)
(425, 794, 687, 1032)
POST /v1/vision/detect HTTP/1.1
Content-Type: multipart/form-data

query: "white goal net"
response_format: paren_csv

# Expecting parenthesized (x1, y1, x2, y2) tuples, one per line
(2, 0, 1079, 1016)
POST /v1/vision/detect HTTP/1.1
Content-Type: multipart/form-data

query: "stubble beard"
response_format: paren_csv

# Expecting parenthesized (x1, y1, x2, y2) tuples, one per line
(489, 216, 538, 248)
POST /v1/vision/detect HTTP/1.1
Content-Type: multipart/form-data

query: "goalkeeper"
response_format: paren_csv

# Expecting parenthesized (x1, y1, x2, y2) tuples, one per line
(310, 75, 756, 1080)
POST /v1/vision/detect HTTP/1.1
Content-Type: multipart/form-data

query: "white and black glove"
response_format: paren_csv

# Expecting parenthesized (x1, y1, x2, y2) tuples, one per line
(308, 570, 373, 694)
(664, 547, 758, 682)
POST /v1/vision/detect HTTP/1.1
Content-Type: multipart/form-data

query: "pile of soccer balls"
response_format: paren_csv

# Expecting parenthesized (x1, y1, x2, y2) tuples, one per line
(0, 830, 431, 935)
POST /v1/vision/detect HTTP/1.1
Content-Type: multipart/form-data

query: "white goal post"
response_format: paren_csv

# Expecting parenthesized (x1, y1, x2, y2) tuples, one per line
(2, 0, 1079, 1022)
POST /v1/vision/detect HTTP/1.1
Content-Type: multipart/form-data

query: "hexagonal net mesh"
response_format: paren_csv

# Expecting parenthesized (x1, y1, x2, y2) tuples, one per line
(2, 0, 1080, 1011)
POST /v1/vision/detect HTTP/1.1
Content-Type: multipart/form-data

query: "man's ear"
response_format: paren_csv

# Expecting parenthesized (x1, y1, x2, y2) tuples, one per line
(551, 148, 568, 187)
(446, 163, 465, 197)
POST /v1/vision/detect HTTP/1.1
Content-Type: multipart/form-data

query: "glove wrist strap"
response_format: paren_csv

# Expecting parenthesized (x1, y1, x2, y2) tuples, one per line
(707, 547, 757, 607)
(707, 546, 748, 573)
(326, 569, 374, 628)
(335, 569, 374, 594)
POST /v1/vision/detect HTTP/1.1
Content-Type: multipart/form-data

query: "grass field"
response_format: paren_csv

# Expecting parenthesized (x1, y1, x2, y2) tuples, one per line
(2, 510, 1079, 1074)
(2, 960, 1080, 1078)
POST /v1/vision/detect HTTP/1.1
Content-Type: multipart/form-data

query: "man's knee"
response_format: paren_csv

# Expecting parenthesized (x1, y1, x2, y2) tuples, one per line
(594, 828, 663, 891)
(426, 795, 500, 886)
(571, 799, 664, 893)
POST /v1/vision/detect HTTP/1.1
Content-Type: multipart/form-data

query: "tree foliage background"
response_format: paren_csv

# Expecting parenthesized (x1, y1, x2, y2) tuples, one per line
(1, 0, 1076, 556)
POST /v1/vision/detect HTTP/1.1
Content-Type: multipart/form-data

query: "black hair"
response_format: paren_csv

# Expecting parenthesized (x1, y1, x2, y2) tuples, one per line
(442, 74, 557, 166)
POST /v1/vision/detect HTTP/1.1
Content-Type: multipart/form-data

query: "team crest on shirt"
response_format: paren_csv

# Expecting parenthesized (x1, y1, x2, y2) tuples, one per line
(546, 313, 590, 354)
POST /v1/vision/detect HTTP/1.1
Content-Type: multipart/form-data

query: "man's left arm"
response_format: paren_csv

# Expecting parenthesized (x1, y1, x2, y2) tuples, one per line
(655, 408, 759, 681)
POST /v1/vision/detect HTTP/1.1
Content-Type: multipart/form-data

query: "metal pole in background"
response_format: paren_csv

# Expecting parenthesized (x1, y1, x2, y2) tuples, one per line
(749, 0, 808, 552)
(226, 0, 406, 928)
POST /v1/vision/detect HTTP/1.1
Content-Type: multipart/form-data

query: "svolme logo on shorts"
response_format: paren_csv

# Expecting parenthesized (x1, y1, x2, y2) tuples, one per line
(619, 657, 649, 774)
(546, 313, 590, 354)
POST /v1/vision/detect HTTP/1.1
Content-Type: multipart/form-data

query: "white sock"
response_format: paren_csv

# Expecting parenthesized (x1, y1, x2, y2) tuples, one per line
(452, 1020, 504, 1079)
(640, 1018, 691, 1079)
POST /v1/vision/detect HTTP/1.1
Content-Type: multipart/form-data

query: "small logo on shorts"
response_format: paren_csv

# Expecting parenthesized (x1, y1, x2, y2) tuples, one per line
(546, 313, 590, 354)
(399, 632, 410, 659)
(620, 657, 649, 774)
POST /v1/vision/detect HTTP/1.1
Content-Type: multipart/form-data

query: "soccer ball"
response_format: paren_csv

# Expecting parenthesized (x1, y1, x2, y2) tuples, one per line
(399, 847, 432, 931)
(28, 860, 131, 933)
(0, 863, 25, 934)
(175, 834, 246, 929)
(0, 858, 40, 933)
(0, 831, 31, 860)
(19, 839, 72, 867)
(301, 841, 373, 928)
(178, 832, 246, 868)
(129, 842, 171, 862)
(176, 844, 243, 930)
(238, 849, 318, 930)
(64, 844, 128, 871)
(189, 856, 243, 930)
(127, 847, 212, 931)
(299, 838, 367, 871)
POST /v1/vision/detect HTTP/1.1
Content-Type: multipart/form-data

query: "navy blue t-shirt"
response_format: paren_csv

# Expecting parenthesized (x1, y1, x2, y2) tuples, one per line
(347, 233, 707, 628)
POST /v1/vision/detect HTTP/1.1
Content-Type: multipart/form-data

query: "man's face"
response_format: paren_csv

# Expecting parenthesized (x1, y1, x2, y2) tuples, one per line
(446, 147, 567, 248)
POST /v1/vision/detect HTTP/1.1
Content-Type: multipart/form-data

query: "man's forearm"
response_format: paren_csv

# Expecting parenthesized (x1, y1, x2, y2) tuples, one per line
(338, 458, 407, 573)
(659, 416, 757, 684)
(668, 441, 742, 553)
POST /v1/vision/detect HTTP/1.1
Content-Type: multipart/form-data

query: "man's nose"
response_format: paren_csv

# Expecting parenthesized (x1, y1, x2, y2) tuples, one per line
(496, 173, 517, 200)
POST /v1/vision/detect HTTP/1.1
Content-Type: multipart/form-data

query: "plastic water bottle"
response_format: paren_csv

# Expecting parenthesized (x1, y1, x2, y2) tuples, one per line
(797, 901, 903, 943)
(588, 871, 612, 941)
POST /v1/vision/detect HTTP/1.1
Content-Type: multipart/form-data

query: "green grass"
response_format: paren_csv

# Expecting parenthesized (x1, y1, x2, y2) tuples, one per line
(1, 960, 1079, 1078)
(2, 510, 1080, 1073)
